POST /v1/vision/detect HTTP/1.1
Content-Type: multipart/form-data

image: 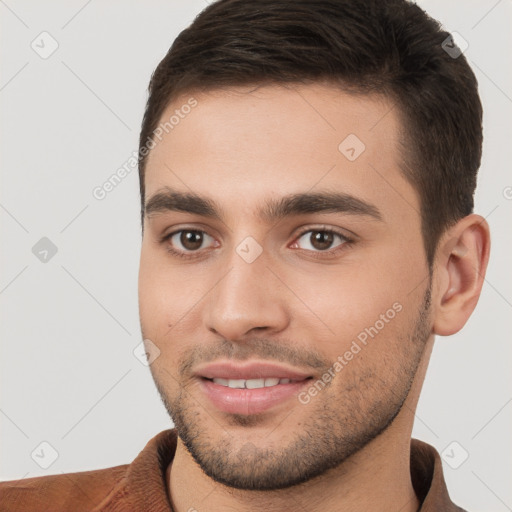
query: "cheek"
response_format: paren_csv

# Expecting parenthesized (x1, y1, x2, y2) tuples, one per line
(138, 250, 207, 363)
(138, 249, 177, 339)
(139, 270, 204, 324)
(289, 246, 422, 344)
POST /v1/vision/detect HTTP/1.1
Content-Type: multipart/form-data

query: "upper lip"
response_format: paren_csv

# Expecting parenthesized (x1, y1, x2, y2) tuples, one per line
(194, 361, 313, 381)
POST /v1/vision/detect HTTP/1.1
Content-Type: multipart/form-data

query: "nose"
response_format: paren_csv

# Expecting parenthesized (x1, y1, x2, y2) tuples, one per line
(203, 246, 290, 341)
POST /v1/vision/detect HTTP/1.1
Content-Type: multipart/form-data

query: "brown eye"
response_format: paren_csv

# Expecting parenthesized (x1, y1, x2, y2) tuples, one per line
(180, 230, 203, 250)
(294, 229, 348, 252)
(168, 230, 215, 253)
(309, 231, 335, 250)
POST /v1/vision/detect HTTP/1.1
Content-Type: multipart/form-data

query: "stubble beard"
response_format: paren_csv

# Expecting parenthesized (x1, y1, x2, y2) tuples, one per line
(151, 286, 432, 491)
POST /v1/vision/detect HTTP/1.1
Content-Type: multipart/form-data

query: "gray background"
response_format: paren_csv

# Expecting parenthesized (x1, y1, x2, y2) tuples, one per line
(1, 1, 511, 510)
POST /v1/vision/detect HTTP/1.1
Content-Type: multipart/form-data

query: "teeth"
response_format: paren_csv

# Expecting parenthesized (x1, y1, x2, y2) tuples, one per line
(227, 379, 246, 388)
(212, 377, 296, 388)
(246, 378, 265, 389)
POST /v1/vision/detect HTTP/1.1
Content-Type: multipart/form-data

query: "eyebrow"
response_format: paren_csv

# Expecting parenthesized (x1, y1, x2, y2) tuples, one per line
(145, 186, 383, 223)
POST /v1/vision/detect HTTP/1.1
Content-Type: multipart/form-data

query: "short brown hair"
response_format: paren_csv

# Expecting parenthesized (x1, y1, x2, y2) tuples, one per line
(138, 0, 482, 265)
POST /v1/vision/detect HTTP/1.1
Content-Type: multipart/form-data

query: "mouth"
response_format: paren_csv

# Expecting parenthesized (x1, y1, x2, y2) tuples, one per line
(203, 377, 307, 389)
(194, 360, 315, 415)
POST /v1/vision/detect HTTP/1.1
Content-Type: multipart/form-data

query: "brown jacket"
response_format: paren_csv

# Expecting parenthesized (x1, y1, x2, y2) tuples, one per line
(0, 429, 467, 511)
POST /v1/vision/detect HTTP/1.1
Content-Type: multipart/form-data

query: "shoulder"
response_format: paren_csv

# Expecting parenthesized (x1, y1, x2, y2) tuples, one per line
(0, 429, 178, 512)
(410, 438, 468, 512)
(0, 464, 128, 512)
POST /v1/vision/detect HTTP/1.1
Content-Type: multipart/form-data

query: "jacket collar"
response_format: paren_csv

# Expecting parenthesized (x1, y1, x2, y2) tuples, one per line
(94, 430, 465, 511)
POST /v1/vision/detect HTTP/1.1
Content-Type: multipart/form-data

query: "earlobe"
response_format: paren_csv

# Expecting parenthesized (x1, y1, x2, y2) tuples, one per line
(432, 214, 491, 336)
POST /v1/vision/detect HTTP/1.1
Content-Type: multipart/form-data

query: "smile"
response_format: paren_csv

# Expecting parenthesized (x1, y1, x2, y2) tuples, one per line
(208, 377, 302, 389)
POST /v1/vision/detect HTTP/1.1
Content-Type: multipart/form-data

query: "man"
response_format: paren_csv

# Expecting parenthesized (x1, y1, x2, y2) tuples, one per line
(0, 0, 490, 510)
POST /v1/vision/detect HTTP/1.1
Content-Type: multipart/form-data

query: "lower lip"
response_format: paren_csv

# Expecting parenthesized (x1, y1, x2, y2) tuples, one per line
(199, 378, 311, 415)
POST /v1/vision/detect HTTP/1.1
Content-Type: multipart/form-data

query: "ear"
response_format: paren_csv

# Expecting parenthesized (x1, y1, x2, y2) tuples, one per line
(432, 214, 491, 336)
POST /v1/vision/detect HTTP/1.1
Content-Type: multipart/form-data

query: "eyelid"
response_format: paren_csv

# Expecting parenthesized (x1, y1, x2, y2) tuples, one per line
(159, 222, 219, 240)
(289, 225, 354, 258)
(160, 224, 355, 259)
(293, 224, 355, 242)
(160, 228, 218, 252)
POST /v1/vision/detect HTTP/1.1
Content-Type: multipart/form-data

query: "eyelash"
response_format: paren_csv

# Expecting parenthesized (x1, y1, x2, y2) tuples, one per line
(159, 226, 354, 261)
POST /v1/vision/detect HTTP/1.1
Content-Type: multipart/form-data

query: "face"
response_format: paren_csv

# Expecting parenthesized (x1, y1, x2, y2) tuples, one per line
(138, 83, 433, 490)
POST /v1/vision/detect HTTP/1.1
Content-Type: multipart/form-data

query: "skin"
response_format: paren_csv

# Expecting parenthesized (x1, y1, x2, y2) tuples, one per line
(138, 83, 490, 512)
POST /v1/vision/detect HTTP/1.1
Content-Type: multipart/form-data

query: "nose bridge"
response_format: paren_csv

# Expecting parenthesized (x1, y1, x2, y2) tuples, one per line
(204, 237, 289, 339)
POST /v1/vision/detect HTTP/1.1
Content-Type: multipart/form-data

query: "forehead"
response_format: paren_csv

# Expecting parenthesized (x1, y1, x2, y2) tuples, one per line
(144, 83, 419, 226)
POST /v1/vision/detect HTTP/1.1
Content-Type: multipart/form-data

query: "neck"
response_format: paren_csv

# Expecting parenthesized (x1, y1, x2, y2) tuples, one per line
(168, 423, 419, 512)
